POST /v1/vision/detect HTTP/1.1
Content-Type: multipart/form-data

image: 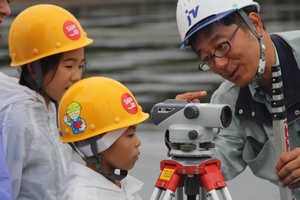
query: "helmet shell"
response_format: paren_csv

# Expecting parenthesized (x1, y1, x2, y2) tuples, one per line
(176, 0, 260, 48)
(9, 4, 93, 66)
(58, 77, 149, 143)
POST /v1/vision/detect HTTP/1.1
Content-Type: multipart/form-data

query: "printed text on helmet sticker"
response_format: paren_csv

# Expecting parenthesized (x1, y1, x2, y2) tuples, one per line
(121, 93, 138, 114)
(63, 20, 81, 40)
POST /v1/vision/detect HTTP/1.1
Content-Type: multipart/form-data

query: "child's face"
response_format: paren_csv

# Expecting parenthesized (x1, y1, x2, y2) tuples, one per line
(42, 47, 85, 102)
(100, 125, 141, 174)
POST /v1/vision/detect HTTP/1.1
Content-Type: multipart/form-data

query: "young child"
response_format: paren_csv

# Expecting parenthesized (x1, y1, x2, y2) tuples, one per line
(0, 4, 93, 199)
(58, 76, 149, 200)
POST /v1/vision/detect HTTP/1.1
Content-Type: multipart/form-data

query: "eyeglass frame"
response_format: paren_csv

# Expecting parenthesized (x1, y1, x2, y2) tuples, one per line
(198, 24, 242, 71)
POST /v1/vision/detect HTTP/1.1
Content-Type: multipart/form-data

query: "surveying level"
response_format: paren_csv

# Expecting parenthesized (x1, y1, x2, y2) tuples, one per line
(150, 100, 233, 200)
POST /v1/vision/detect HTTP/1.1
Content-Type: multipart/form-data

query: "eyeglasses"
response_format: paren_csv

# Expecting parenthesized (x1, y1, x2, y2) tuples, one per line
(198, 24, 241, 71)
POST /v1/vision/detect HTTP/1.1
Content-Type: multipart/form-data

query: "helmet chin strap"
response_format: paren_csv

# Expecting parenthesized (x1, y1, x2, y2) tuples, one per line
(22, 61, 58, 106)
(68, 137, 128, 181)
(89, 137, 128, 181)
(238, 9, 266, 83)
(22, 61, 60, 127)
(253, 36, 266, 83)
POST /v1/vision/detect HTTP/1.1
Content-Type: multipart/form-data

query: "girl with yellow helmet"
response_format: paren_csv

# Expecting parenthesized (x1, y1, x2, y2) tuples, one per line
(58, 77, 149, 200)
(0, 4, 93, 199)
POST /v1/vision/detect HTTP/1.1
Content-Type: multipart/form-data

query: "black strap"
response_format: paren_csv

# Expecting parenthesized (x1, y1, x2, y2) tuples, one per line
(164, 130, 172, 157)
(89, 138, 127, 181)
(22, 61, 58, 104)
(68, 138, 127, 181)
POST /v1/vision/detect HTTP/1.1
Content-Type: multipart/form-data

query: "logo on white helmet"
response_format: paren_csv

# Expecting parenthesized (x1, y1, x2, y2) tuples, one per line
(185, 5, 199, 27)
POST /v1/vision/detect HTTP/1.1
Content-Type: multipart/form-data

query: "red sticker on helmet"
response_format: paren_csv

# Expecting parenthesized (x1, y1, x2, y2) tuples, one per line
(121, 93, 138, 114)
(63, 20, 81, 40)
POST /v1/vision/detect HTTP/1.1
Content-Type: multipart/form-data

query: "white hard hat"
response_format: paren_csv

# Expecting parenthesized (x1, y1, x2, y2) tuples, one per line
(176, 0, 260, 49)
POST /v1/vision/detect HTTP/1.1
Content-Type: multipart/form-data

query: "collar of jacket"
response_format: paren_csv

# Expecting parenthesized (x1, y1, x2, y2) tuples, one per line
(235, 34, 300, 126)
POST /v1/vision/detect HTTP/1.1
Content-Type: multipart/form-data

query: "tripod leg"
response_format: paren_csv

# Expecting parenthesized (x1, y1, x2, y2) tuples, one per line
(163, 189, 176, 200)
(185, 175, 199, 200)
(175, 187, 184, 200)
(207, 189, 220, 200)
(219, 187, 233, 200)
(151, 163, 181, 200)
(150, 187, 163, 200)
(199, 160, 233, 200)
(199, 187, 207, 200)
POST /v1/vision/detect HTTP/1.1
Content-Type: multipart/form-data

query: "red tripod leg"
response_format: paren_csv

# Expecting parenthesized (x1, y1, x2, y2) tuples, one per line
(155, 164, 181, 192)
(150, 161, 182, 199)
(198, 159, 232, 199)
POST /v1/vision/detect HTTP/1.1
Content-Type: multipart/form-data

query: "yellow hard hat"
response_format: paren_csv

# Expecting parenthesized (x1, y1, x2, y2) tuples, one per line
(9, 4, 93, 66)
(58, 77, 149, 143)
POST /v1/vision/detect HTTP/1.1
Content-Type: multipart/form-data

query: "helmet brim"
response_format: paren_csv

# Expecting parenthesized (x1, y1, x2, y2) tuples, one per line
(180, 9, 237, 49)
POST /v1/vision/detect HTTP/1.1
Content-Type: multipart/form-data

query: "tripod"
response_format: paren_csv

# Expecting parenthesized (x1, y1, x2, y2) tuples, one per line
(150, 149, 233, 200)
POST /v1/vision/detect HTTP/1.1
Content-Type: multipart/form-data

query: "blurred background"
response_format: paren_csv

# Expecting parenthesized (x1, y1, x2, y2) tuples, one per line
(1, 0, 299, 199)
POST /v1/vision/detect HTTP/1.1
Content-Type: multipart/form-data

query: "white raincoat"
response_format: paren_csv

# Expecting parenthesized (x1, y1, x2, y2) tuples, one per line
(0, 72, 72, 200)
(0, 124, 12, 200)
(60, 162, 143, 200)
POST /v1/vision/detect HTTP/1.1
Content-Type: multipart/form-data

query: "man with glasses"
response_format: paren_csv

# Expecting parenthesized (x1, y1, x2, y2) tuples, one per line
(175, 0, 300, 198)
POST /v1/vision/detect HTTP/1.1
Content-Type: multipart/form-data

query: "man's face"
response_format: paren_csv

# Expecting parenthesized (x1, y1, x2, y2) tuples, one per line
(191, 24, 261, 88)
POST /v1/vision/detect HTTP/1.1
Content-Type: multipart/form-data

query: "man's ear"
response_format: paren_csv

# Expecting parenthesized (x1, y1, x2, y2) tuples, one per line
(248, 12, 264, 37)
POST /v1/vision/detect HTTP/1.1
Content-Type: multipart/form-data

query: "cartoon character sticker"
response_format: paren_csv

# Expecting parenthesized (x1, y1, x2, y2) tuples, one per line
(64, 101, 86, 134)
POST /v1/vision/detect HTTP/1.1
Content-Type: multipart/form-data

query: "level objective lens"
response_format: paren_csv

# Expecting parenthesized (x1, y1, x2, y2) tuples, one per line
(220, 106, 232, 128)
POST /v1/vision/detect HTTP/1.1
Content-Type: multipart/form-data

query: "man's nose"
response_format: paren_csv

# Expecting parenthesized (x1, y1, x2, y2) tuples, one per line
(214, 56, 229, 70)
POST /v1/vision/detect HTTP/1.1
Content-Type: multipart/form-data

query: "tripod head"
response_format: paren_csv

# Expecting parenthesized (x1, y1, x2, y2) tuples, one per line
(151, 99, 232, 157)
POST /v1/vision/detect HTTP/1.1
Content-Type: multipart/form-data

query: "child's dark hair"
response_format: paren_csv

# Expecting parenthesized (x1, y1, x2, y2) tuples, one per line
(19, 53, 62, 89)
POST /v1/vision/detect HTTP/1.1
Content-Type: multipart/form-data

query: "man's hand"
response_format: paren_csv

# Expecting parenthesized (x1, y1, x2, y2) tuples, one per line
(275, 148, 300, 189)
(175, 91, 207, 102)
